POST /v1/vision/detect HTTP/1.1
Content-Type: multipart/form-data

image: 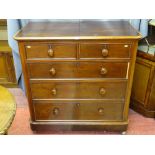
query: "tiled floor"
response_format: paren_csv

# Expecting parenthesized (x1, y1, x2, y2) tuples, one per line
(7, 88, 155, 135)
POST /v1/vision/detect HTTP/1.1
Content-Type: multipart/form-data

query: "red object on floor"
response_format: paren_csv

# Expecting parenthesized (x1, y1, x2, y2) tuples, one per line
(7, 88, 155, 135)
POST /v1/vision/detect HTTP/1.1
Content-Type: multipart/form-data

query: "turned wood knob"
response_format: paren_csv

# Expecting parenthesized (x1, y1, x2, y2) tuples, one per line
(51, 88, 57, 95)
(99, 88, 106, 95)
(49, 68, 56, 76)
(53, 107, 59, 115)
(100, 67, 107, 75)
(76, 103, 80, 107)
(98, 108, 104, 115)
(48, 46, 54, 57)
(102, 48, 108, 57)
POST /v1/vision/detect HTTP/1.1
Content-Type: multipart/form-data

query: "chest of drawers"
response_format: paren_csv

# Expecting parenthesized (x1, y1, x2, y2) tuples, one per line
(14, 20, 141, 132)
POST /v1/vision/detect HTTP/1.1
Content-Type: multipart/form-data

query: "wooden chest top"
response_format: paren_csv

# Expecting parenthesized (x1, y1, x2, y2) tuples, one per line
(14, 20, 141, 40)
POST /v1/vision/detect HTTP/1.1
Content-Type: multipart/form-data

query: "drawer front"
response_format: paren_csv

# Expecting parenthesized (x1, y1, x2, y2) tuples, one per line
(25, 44, 77, 59)
(78, 62, 128, 78)
(28, 62, 78, 78)
(30, 82, 127, 99)
(34, 101, 124, 121)
(28, 62, 128, 78)
(80, 43, 131, 59)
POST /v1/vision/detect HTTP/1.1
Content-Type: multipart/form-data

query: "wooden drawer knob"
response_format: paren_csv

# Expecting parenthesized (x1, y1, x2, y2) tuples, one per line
(48, 46, 54, 57)
(99, 88, 106, 95)
(51, 88, 57, 95)
(98, 108, 104, 115)
(76, 103, 80, 107)
(53, 107, 59, 115)
(49, 68, 56, 76)
(100, 67, 107, 75)
(102, 48, 108, 57)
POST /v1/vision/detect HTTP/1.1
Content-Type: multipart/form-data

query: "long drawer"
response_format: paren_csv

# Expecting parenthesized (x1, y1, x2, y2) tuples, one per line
(34, 100, 124, 121)
(28, 62, 128, 79)
(80, 43, 131, 59)
(30, 81, 127, 99)
(25, 43, 77, 59)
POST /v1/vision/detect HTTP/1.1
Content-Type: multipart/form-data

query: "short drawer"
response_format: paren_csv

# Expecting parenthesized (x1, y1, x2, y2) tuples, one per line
(28, 62, 128, 79)
(78, 62, 128, 78)
(28, 62, 78, 78)
(25, 43, 77, 59)
(30, 81, 127, 99)
(34, 100, 124, 121)
(80, 43, 131, 59)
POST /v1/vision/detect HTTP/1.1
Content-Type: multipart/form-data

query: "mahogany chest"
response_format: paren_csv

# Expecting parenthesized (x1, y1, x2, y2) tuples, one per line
(14, 20, 141, 132)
